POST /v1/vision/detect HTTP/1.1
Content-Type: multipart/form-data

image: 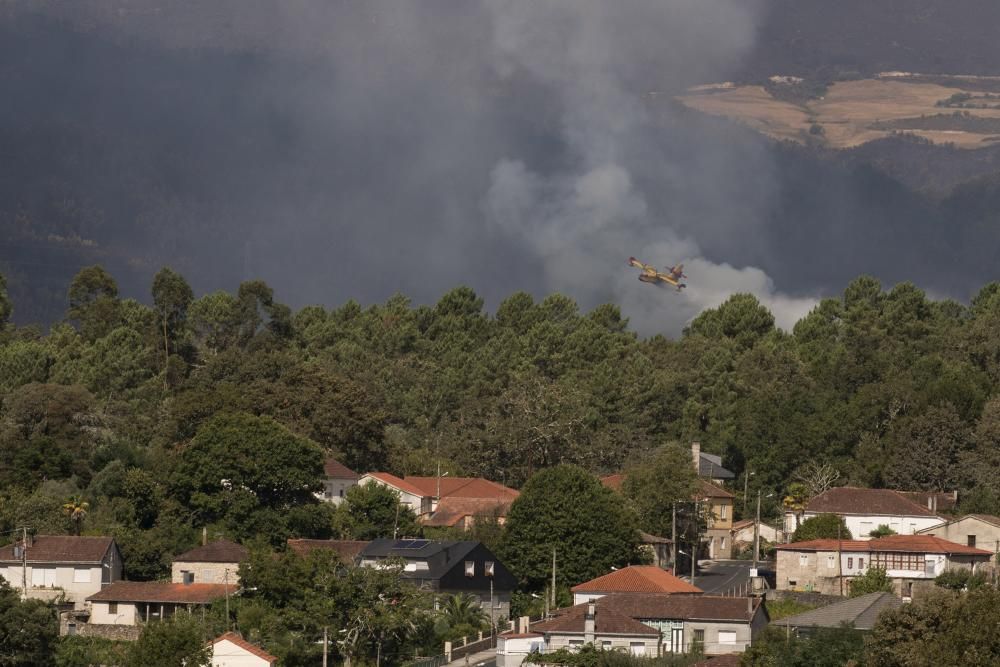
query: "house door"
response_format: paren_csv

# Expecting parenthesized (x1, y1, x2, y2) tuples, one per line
(669, 628, 683, 654)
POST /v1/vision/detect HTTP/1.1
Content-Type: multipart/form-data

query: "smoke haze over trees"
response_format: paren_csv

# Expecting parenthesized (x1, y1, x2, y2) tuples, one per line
(3, 1, 1000, 333)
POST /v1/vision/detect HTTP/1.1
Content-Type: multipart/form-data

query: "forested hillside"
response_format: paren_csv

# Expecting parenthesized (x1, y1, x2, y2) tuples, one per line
(3, 267, 1000, 578)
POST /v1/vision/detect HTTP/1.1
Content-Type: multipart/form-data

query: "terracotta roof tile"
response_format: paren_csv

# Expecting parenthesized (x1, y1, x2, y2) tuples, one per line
(571, 566, 703, 594)
(776, 535, 992, 556)
(362, 473, 428, 497)
(600, 474, 624, 492)
(210, 632, 278, 664)
(805, 487, 942, 517)
(532, 603, 659, 637)
(87, 582, 229, 604)
(287, 539, 369, 561)
(324, 458, 359, 480)
(422, 497, 514, 527)
(404, 477, 518, 500)
(599, 594, 763, 623)
(696, 480, 735, 499)
(0, 536, 114, 564)
(174, 539, 248, 563)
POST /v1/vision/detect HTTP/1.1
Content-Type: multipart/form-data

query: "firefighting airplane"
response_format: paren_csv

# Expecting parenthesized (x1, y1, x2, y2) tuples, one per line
(627, 257, 687, 290)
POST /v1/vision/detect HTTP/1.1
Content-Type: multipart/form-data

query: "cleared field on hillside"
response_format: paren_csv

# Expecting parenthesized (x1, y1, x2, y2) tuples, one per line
(678, 77, 1000, 149)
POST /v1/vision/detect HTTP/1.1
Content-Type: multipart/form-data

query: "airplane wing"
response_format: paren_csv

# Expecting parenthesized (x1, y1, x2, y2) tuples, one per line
(657, 273, 680, 286)
(628, 257, 655, 272)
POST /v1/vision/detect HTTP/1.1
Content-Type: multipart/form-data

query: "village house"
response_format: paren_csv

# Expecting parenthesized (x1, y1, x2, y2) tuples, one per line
(783, 487, 945, 538)
(697, 481, 734, 560)
(360, 473, 518, 527)
(917, 514, 1000, 554)
(775, 534, 991, 599)
(0, 535, 122, 610)
(691, 442, 735, 485)
(319, 458, 360, 505)
(209, 631, 278, 667)
(86, 581, 229, 628)
(507, 594, 766, 658)
(730, 519, 783, 555)
(571, 565, 702, 605)
(171, 539, 248, 586)
(359, 539, 516, 620)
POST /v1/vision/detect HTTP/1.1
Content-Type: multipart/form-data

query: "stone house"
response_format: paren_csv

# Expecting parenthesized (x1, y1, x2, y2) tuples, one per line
(0, 535, 122, 610)
(775, 534, 991, 599)
(783, 487, 945, 538)
(171, 539, 248, 585)
(917, 514, 1000, 555)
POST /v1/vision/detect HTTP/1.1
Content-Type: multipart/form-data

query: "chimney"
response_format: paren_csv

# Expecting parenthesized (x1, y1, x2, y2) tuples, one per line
(584, 603, 595, 644)
(519, 616, 530, 633)
(928, 496, 935, 511)
(691, 442, 701, 475)
(202, 527, 208, 546)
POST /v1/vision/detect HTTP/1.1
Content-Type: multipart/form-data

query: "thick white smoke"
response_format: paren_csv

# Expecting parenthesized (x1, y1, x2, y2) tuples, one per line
(483, 1, 817, 334)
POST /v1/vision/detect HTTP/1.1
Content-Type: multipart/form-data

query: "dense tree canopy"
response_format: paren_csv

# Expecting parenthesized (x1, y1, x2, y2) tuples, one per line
(792, 513, 852, 542)
(499, 464, 641, 589)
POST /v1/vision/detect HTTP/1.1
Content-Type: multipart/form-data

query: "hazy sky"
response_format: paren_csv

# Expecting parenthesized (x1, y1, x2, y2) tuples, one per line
(5, 1, 983, 334)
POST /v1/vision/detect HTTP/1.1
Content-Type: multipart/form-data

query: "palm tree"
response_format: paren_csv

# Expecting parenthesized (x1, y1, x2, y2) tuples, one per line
(439, 593, 488, 631)
(62, 497, 90, 536)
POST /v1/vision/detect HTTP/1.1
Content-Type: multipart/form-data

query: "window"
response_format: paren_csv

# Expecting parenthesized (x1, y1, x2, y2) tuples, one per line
(968, 535, 977, 548)
(568, 640, 584, 651)
(847, 557, 854, 569)
(73, 568, 92, 583)
(799, 554, 808, 566)
(31, 568, 56, 588)
(904, 581, 913, 597)
(860, 522, 873, 535)
(858, 558, 864, 569)
(465, 561, 475, 577)
(629, 642, 646, 656)
(339, 488, 345, 497)
(721, 538, 727, 550)
(691, 629, 705, 651)
(872, 552, 923, 571)
(718, 631, 737, 646)
(485, 561, 495, 577)
(108, 602, 118, 615)
(719, 504, 728, 520)
(601, 641, 613, 649)
(827, 555, 836, 569)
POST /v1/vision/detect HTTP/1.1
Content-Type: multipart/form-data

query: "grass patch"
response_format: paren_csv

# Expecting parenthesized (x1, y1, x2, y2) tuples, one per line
(764, 598, 817, 620)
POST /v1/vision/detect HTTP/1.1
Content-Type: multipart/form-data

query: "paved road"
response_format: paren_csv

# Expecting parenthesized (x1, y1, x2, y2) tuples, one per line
(688, 559, 758, 595)
(446, 648, 496, 667)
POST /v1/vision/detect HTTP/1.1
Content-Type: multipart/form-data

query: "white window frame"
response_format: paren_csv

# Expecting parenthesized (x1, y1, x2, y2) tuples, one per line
(465, 560, 475, 577)
(73, 568, 92, 583)
(485, 561, 495, 577)
(799, 554, 808, 566)
(719, 504, 728, 520)
(827, 555, 836, 569)
(718, 631, 737, 646)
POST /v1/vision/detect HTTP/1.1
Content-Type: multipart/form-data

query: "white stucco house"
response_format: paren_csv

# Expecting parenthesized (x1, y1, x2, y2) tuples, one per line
(209, 631, 277, 666)
(0, 535, 122, 610)
(318, 458, 359, 505)
(784, 487, 945, 539)
(86, 581, 229, 626)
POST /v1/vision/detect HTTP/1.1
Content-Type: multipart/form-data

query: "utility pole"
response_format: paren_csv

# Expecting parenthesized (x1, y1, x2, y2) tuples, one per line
(690, 501, 698, 588)
(837, 522, 844, 597)
(551, 548, 557, 611)
(671, 503, 677, 573)
(743, 470, 752, 515)
(752, 490, 761, 572)
(21, 527, 28, 600)
(224, 568, 231, 630)
(323, 626, 328, 667)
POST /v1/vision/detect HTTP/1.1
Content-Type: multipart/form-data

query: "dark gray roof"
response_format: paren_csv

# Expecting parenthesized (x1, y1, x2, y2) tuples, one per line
(699, 454, 734, 480)
(361, 539, 478, 580)
(773, 592, 902, 631)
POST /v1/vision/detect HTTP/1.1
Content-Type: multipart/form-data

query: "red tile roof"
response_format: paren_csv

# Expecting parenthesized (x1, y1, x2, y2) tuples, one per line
(532, 603, 659, 637)
(0, 536, 114, 564)
(804, 487, 942, 517)
(600, 594, 764, 623)
(898, 490, 958, 513)
(422, 497, 514, 527)
(404, 476, 519, 501)
(776, 534, 992, 556)
(696, 479, 735, 499)
(571, 566, 704, 595)
(600, 474, 624, 491)
(287, 539, 370, 561)
(363, 472, 428, 497)
(324, 458, 359, 480)
(87, 582, 229, 604)
(210, 632, 277, 665)
(174, 539, 248, 564)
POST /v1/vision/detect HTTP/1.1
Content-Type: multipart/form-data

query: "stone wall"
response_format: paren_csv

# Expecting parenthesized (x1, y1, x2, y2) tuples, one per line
(76, 623, 142, 641)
